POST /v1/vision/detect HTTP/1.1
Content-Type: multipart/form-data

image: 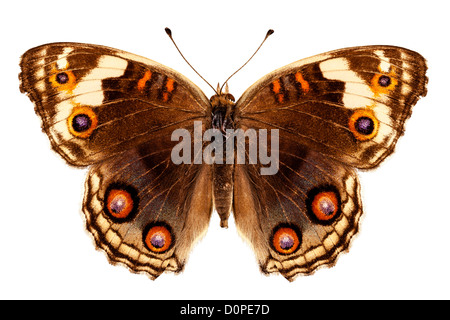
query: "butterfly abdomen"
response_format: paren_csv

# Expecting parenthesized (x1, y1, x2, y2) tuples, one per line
(213, 163, 234, 228)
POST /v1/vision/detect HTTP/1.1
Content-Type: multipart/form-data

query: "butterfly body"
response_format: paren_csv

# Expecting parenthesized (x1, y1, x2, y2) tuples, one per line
(211, 93, 235, 133)
(20, 42, 427, 280)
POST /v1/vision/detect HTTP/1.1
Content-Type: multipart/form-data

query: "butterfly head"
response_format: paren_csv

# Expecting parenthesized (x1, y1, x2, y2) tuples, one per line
(210, 82, 235, 102)
(210, 92, 235, 105)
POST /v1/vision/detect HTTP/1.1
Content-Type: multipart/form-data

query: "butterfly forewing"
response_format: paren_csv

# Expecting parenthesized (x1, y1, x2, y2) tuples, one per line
(236, 46, 427, 169)
(19, 43, 210, 166)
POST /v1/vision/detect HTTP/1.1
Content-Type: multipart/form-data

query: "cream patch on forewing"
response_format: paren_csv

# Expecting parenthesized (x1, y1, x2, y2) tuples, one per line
(35, 80, 46, 92)
(56, 47, 74, 69)
(320, 58, 375, 109)
(400, 52, 412, 79)
(320, 57, 395, 145)
(50, 100, 76, 141)
(72, 55, 128, 106)
(374, 50, 391, 73)
(400, 52, 413, 97)
(34, 57, 47, 82)
(48, 100, 91, 161)
(373, 101, 393, 124)
(401, 81, 412, 97)
(31, 48, 47, 69)
(36, 66, 45, 79)
(319, 57, 350, 73)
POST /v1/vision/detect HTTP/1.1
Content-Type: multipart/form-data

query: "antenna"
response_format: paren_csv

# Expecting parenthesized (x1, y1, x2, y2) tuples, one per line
(165, 28, 218, 95)
(219, 29, 274, 94)
(165, 28, 274, 96)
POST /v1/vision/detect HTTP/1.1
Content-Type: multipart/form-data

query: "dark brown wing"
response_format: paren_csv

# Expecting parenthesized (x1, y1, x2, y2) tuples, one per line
(233, 130, 362, 280)
(19, 42, 210, 166)
(232, 46, 427, 280)
(20, 43, 213, 278)
(236, 46, 427, 169)
(83, 124, 213, 278)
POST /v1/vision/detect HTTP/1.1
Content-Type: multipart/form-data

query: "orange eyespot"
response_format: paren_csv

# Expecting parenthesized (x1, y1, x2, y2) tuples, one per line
(67, 106, 98, 138)
(311, 191, 339, 221)
(348, 109, 379, 141)
(370, 70, 398, 96)
(106, 189, 134, 219)
(49, 67, 77, 93)
(144, 224, 173, 253)
(307, 186, 341, 225)
(271, 225, 301, 255)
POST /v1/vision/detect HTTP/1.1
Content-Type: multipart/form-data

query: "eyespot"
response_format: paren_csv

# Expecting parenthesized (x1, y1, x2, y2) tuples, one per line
(306, 186, 341, 225)
(378, 75, 391, 87)
(104, 183, 138, 221)
(67, 106, 98, 138)
(370, 71, 398, 96)
(348, 109, 379, 141)
(49, 68, 77, 93)
(271, 224, 301, 255)
(72, 114, 92, 133)
(354, 116, 374, 135)
(143, 223, 174, 253)
(56, 72, 69, 84)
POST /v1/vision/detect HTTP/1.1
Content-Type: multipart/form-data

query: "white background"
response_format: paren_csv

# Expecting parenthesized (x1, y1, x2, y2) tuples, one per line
(1, 0, 449, 299)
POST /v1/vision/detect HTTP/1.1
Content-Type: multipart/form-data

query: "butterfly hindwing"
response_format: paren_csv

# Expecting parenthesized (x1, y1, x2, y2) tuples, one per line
(83, 131, 213, 278)
(233, 131, 362, 280)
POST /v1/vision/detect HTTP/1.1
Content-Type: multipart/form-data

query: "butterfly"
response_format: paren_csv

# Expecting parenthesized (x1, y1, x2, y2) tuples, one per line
(19, 30, 427, 281)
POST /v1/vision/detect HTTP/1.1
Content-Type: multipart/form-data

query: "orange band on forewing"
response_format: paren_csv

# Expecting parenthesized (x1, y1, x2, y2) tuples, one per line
(277, 94, 284, 103)
(272, 79, 281, 94)
(161, 78, 176, 102)
(166, 78, 175, 92)
(271, 79, 285, 103)
(137, 70, 152, 91)
(295, 72, 310, 93)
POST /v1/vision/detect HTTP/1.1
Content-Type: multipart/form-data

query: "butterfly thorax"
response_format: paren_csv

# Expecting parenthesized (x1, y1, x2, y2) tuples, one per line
(210, 93, 235, 133)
